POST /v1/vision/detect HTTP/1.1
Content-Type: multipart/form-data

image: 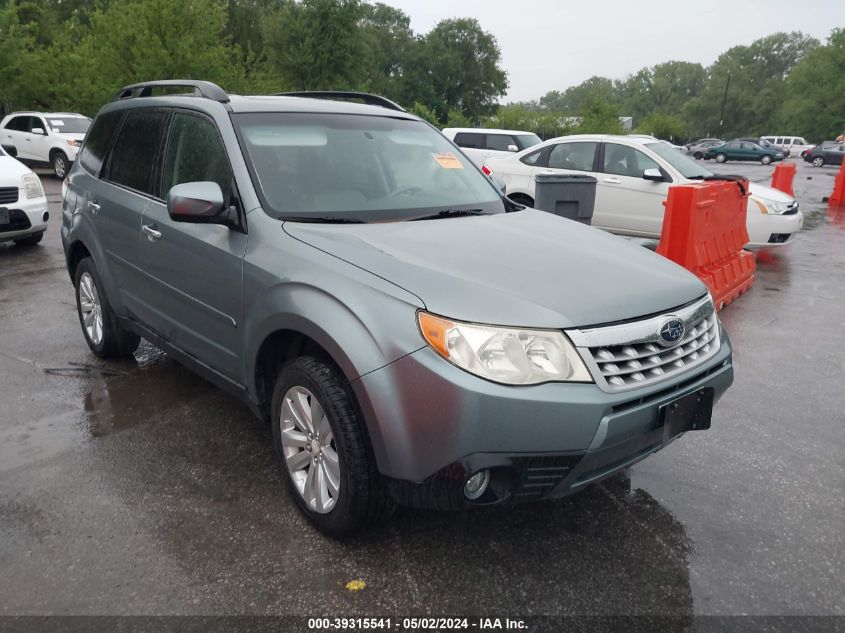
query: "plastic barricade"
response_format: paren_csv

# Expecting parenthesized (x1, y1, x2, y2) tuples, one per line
(827, 161, 845, 206)
(770, 162, 796, 197)
(656, 180, 756, 311)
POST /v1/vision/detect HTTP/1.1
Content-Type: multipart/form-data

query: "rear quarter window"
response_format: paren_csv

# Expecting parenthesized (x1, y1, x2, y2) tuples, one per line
(79, 111, 124, 177)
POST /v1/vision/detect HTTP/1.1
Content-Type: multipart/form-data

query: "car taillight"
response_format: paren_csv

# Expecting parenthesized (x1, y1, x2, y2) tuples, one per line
(481, 164, 492, 176)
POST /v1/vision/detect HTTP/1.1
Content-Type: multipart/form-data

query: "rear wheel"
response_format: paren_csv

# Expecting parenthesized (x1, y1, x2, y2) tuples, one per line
(271, 356, 392, 537)
(13, 231, 44, 247)
(51, 151, 69, 179)
(760, 155, 772, 165)
(74, 257, 140, 358)
(715, 153, 727, 163)
(812, 156, 825, 167)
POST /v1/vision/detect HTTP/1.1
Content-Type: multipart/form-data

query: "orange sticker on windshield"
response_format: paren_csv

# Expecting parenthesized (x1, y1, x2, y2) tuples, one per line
(433, 152, 463, 169)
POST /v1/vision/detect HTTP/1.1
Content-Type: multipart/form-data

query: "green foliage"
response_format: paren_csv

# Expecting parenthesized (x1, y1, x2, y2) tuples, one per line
(445, 109, 473, 128)
(635, 112, 687, 142)
(574, 99, 622, 135)
(407, 102, 439, 126)
(778, 29, 845, 141)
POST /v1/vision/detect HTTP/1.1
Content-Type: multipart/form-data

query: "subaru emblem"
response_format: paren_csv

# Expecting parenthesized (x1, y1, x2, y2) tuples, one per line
(659, 318, 685, 346)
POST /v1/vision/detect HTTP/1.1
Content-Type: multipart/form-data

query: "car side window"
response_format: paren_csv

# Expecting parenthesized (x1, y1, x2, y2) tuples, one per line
(602, 143, 659, 178)
(30, 117, 46, 134)
(103, 109, 168, 195)
(161, 112, 234, 204)
(775, 137, 785, 145)
(486, 134, 515, 151)
(79, 111, 124, 177)
(453, 132, 483, 149)
(5, 116, 30, 132)
(520, 148, 546, 166)
(548, 142, 597, 171)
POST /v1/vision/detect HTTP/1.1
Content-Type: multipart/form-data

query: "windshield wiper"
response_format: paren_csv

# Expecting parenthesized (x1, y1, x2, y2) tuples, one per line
(409, 209, 487, 221)
(281, 215, 365, 224)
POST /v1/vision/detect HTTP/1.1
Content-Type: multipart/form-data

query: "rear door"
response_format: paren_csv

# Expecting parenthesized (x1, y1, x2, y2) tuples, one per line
(594, 142, 668, 236)
(96, 107, 169, 316)
(138, 110, 247, 380)
(2, 116, 38, 161)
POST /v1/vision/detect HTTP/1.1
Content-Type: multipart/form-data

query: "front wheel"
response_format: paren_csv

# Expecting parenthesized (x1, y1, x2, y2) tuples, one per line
(715, 153, 727, 163)
(693, 151, 703, 160)
(760, 155, 772, 165)
(813, 157, 825, 167)
(271, 356, 392, 537)
(74, 257, 140, 358)
(52, 151, 69, 179)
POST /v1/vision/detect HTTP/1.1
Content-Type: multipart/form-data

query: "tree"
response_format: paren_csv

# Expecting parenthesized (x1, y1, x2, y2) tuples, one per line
(574, 99, 622, 134)
(636, 112, 687, 142)
(359, 2, 415, 101)
(618, 61, 706, 123)
(408, 18, 508, 123)
(263, 0, 368, 91)
(779, 29, 845, 141)
(539, 76, 619, 113)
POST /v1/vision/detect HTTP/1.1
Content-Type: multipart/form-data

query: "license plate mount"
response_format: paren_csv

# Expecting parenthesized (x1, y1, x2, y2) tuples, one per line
(659, 388, 714, 443)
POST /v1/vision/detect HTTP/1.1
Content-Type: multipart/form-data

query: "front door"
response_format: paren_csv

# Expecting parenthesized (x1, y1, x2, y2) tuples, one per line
(138, 110, 247, 381)
(594, 142, 669, 237)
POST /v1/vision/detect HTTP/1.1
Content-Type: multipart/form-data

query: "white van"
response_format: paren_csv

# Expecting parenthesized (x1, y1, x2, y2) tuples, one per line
(761, 136, 813, 158)
(443, 128, 542, 167)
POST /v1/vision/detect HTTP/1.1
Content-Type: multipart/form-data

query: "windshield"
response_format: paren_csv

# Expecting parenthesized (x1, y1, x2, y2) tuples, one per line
(645, 141, 712, 179)
(46, 117, 91, 135)
(234, 113, 505, 222)
(516, 133, 542, 150)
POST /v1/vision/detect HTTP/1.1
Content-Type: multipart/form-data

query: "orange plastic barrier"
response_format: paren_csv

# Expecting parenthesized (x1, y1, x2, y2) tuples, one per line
(770, 162, 796, 196)
(828, 161, 845, 206)
(657, 180, 756, 311)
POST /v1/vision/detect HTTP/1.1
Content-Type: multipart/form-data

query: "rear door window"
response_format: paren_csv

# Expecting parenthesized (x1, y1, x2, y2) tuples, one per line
(453, 132, 484, 149)
(103, 109, 168, 195)
(4, 116, 30, 132)
(547, 142, 597, 171)
(161, 111, 234, 204)
(79, 111, 124, 177)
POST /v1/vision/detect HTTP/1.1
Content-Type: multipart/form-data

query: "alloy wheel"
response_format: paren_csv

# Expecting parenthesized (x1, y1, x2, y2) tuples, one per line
(78, 272, 103, 346)
(279, 386, 340, 514)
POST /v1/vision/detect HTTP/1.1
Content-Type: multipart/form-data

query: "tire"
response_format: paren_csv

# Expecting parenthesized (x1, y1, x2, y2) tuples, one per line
(715, 153, 727, 163)
(693, 152, 703, 160)
(13, 231, 44, 247)
(813, 157, 825, 167)
(271, 356, 393, 537)
(760, 155, 772, 165)
(51, 151, 69, 179)
(74, 257, 140, 358)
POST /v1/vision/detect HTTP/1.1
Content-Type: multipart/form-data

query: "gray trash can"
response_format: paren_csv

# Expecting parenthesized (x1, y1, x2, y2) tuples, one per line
(533, 173, 597, 224)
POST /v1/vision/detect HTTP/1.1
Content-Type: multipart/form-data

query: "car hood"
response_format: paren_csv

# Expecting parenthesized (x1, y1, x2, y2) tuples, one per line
(283, 210, 706, 329)
(0, 155, 32, 182)
(55, 132, 86, 142)
(748, 182, 793, 202)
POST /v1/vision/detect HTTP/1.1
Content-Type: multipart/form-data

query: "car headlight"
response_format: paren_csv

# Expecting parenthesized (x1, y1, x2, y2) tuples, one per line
(67, 139, 80, 147)
(753, 197, 789, 214)
(418, 311, 592, 385)
(22, 173, 44, 199)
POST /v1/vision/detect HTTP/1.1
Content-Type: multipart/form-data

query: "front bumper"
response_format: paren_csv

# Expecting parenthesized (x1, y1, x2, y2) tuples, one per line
(745, 208, 803, 249)
(0, 194, 49, 241)
(355, 329, 733, 509)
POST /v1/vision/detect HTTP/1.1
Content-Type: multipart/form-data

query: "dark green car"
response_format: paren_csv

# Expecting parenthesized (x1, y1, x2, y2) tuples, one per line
(705, 140, 785, 164)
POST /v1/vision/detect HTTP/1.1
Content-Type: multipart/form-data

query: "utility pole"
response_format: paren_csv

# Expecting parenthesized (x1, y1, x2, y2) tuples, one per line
(719, 72, 731, 133)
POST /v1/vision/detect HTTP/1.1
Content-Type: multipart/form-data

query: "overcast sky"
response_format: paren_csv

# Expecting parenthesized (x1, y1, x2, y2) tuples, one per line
(385, 0, 844, 102)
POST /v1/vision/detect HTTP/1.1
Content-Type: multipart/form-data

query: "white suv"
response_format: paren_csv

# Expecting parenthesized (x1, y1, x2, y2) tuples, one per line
(0, 144, 48, 246)
(1, 112, 91, 178)
(443, 127, 542, 167)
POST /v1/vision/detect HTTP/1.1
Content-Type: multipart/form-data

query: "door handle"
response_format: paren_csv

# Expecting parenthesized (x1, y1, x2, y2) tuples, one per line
(89, 201, 100, 214)
(603, 177, 621, 184)
(142, 224, 162, 241)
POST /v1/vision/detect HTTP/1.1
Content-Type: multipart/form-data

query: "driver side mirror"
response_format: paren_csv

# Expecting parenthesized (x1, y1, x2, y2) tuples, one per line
(167, 181, 235, 227)
(643, 168, 665, 182)
(31, 127, 46, 136)
(507, 144, 519, 152)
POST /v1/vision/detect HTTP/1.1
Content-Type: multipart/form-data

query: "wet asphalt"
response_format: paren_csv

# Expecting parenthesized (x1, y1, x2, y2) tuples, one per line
(0, 160, 842, 619)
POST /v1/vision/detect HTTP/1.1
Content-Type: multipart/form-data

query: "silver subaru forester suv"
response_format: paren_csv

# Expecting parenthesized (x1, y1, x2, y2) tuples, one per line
(62, 81, 733, 537)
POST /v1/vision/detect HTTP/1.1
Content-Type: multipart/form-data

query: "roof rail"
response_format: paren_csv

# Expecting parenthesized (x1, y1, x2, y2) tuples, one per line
(275, 91, 405, 112)
(113, 80, 229, 104)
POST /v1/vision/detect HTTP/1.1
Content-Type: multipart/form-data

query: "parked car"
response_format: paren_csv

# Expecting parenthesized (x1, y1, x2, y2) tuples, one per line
(0, 111, 91, 178)
(802, 141, 845, 167)
(685, 139, 723, 160)
(0, 143, 49, 246)
(442, 127, 541, 167)
(62, 81, 734, 536)
(761, 135, 814, 158)
(488, 134, 802, 248)
(705, 140, 785, 164)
